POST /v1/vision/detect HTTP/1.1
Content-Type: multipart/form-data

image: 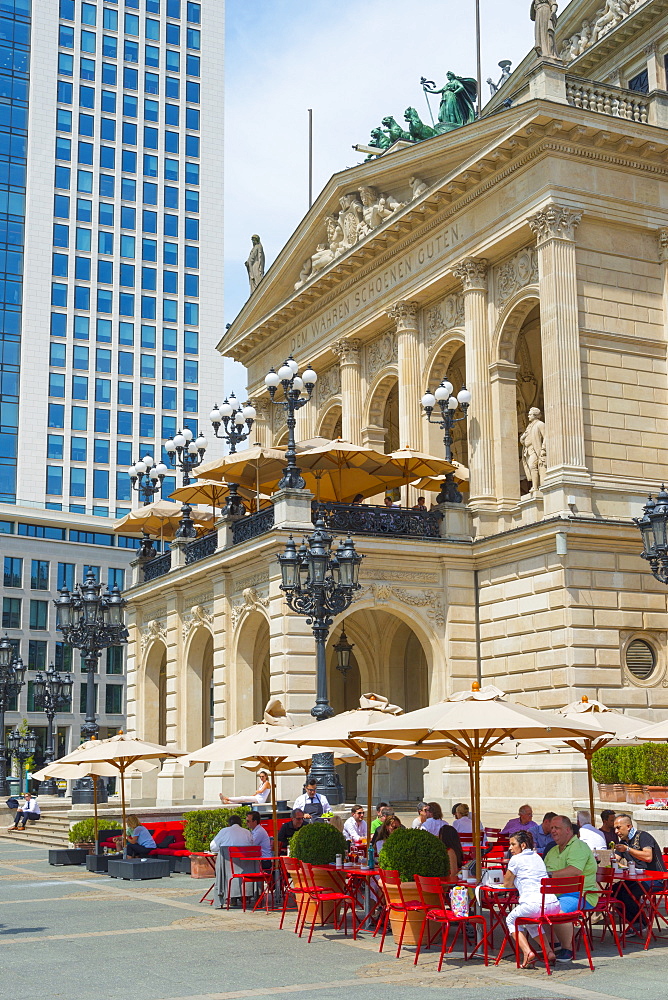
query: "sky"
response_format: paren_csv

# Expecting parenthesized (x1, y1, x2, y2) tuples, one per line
(222, 0, 536, 398)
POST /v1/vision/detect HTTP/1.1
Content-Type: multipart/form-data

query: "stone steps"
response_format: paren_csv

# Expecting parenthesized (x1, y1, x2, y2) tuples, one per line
(0, 811, 72, 848)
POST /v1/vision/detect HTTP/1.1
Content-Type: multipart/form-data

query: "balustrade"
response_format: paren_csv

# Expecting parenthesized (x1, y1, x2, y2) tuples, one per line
(566, 76, 648, 123)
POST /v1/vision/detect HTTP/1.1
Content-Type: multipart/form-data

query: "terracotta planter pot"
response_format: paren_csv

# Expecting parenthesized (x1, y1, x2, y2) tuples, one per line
(384, 881, 441, 947)
(625, 784, 648, 805)
(598, 783, 627, 803)
(646, 786, 668, 799)
(299, 868, 341, 928)
(72, 842, 95, 854)
(190, 853, 214, 879)
(611, 784, 627, 802)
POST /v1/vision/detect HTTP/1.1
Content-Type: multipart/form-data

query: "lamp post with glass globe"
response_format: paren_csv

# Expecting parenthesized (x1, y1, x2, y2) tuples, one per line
(128, 454, 169, 505)
(264, 358, 317, 489)
(420, 380, 472, 503)
(209, 395, 256, 453)
(7, 726, 36, 795)
(278, 522, 363, 802)
(32, 662, 74, 795)
(0, 635, 26, 794)
(164, 427, 208, 485)
(634, 485, 668, 585)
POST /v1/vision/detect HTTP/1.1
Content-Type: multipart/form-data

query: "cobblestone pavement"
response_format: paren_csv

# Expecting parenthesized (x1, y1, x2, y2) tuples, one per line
(0, 843, 665, 1000)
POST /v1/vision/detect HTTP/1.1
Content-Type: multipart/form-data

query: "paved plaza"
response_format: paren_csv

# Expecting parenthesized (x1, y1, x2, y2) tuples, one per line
(0, 842, 665, 1000)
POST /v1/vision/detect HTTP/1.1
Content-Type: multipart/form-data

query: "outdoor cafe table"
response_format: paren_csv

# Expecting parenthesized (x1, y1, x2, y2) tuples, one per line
(609, 869, 668, 950)
(317, 863, 381, 928)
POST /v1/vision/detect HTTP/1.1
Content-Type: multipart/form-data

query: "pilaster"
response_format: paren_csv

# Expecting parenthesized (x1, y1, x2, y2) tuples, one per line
(247, 395, 271, 447)
(332, 338, 362, 444)
(388, 301, 421, 450)
(528, 205, 591, 515)
(658, 230, 668, 349)
(489, 359, 521, 507)
(453, 258, 496, 510)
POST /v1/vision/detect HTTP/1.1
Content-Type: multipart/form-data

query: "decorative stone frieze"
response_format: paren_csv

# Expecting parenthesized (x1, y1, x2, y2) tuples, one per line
(452, 258, 488, 291)
(495, 247, 539, 306)
(658, 229, 668, 263)
(182, 604, 214, 641)
(559, 0, 648, 63)
(140, 619, 167, 652)
(528, 206, 582, 245)
(230, 587, 269, 631)
(425, 294, 465, 346)
(365, 331, 397, 380)
(317, 364, 342, 404)
(375, 584, 445, 627)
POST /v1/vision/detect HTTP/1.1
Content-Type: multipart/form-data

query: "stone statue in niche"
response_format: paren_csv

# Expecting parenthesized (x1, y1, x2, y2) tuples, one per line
(520, 407, 547, 492)
(245, 235, 265, 294)
(530, 0, 559, 60)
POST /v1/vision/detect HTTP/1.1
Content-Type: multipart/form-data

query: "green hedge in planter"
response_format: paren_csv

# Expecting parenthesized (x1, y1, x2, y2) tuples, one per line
(618, 745, 643, 785)
(289, 822, 347, 866)
(378, 827, 450, 883)
(183, 807, 250, 853)
(591, 746, 622, 785)
(69, 817, 121, 844)
(637, 743, 668, 786)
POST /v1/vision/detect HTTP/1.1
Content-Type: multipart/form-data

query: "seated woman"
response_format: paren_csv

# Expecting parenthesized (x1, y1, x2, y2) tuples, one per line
(220, 770, 270, 805)
(438, 824, 464, 877)
(503, 830, 559, 968)
(452, 803, 487, 845)
(372, 815, 403, 854)
(114, 814, 156, 858)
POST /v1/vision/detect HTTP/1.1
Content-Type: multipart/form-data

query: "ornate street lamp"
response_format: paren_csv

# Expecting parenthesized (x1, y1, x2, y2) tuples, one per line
(265, 357, 317, 489)
(32, 662, 74, 796)
(128, 454, 169, 505)
(164, 427, 208, 485)
(279, 521, 363, 802)
(421, 379, 472, 504)
(0, 635, 26, 794)
(634, 486, 668, 584)
(334, 624, 354, 677)
(7, 726, 36, 795)
(53, 569, 128, 740)
(209, 394, 257, 453)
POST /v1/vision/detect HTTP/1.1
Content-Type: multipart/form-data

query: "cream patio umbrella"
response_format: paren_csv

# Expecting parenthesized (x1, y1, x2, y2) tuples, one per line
(351, 683, 612, 878)
(113, 499, 215, 545)
(632, 718, 668, 741)
(56, 734, 183, 855)
(32, 743, 157, 853)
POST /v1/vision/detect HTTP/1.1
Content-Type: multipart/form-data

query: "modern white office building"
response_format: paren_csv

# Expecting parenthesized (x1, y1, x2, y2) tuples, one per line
(0, 0, 225, 751)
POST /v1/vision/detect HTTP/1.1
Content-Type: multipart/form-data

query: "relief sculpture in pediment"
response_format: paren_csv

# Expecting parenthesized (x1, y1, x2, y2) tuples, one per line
(559, 0, 644, 62)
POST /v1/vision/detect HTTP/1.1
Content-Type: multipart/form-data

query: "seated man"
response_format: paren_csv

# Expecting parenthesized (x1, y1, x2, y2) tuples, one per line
(8, 792, 40, 831)
(277, 809, 305, 854)
(246, 810, 272, 869)
(599, 809, 616, 843)
(343, 805, 367, 845)
(370, 803, 390, 837)
(611, 812, 667, 933)
(500, 804, 540, 839)
(576, 809, 606, 851)
(211, 814, 253, 909)
(534, 811, 557, 856)
(544, 815, 599, 963)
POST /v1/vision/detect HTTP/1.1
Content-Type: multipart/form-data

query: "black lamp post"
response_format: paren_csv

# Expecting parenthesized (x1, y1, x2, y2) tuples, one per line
(279, 521, 363, 802)
(7, 726, 36, 795)
(209, 395, 256, 453)
(634, 486, 668, 584)
(334, 625, 354, 677)
(53, 569, 128, 740)
(32, 662, 74, 796)
(264, 357, 317, 489)
(421, 379, 472, 503)
(128, 454, 169, 505)
(0, 635, 26, 794)
(164, 427, 208, 485)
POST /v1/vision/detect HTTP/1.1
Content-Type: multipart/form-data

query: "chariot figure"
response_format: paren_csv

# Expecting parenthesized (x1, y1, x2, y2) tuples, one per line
(422, 72, 477, 132)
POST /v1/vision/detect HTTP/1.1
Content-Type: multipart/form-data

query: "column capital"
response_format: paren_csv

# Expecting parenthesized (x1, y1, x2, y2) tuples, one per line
(529, 205, 582, 245)
(332, 337, 361, 364)
(388, 300, 419, 331)
(453, 257, 488, 291)
(248, 395, 271, 420)
(658, 229, 668, 263)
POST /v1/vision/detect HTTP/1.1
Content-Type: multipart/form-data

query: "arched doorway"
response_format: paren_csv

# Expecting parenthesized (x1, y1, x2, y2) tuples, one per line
(234, 610, 270, 730)
(365, 373, 399, 455)
(318, 403, 343, 441)
(514, 305, 543, 495)
(144, 642, 167, 745)
(185, 627, 214, 749)
(326, 607, 431, 802)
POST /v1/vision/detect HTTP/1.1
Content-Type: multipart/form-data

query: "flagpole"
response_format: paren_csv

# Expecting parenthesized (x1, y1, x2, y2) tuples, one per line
(475, 0, 482, 117)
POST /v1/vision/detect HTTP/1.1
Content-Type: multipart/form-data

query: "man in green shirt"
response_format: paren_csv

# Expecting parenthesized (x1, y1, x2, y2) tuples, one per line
(370, 803, 391, 836)
(544, 815, 598, 963)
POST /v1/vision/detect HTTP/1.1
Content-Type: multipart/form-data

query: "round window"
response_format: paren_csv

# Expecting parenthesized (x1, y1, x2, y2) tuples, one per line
(625, 639, 656, 681)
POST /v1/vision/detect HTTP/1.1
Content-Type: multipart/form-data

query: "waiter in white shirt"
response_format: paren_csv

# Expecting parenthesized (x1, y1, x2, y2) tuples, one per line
(211, 814, 253, 909)
(293, 779, 330, 821)
(343, 805, 367, 844)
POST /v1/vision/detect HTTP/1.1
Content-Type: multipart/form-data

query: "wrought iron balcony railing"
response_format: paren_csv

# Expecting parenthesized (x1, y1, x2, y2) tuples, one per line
(143, 551, 172, 582)
(185, 531, 218, 565)
(311, 501, 442, 539)
(232, 506, 275, 545)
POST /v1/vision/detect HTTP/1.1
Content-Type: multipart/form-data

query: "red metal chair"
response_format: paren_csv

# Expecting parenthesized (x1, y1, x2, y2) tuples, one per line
(376, 869, 431, 958)
(300, 863, 359, 944)
(226, 846, 271, 912)
(589, 868, 626, 956)
(278, 857, 311, 934)
(514, 876, 595, 975)
(414, 875, 488, 970)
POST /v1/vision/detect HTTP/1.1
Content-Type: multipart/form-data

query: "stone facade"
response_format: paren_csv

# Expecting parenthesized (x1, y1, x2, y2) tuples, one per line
(124, 0, 668, 814)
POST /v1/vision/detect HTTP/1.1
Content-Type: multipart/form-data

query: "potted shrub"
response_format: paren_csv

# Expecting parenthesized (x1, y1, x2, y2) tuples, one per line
(618, 745, 646, 803)
(638, 743, 668, 799)
(378, 828, 450, 946)
(68, 817, 121, 853)
(290, 822, 348, 926)
(592, 747, 625, 802)
(184, 806, 250, 878)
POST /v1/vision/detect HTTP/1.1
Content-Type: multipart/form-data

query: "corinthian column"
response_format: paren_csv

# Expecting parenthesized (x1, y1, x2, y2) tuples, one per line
(528, 205, 590, 511)
(247, 395, 271, 447)
(452, 258, 495, 508)
(332, 338, 362, 444)
(388, 301, 421, 450)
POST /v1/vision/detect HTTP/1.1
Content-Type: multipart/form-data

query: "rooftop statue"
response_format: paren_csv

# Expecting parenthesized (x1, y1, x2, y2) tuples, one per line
(422, 72, 478, 132)
(530, 0, 559, 60)
(245, 234, 265, 294)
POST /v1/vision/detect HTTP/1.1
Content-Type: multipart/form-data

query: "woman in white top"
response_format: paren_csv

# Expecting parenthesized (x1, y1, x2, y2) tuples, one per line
(421, 802, 448, 836)
(503, 830, 560, 968)
(220, 771, 271, 805)
(452, 804, 487, 845)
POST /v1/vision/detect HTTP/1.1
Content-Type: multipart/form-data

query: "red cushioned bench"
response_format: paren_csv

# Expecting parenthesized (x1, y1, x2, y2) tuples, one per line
(100, 820, 191, 872)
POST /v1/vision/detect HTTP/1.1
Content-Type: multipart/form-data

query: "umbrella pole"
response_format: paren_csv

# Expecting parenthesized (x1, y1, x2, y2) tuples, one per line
(120, 764, 128, 860)
(93, 774, 99, 855)
(474, 758, 482, 882)
(366, 757, 374, 850)
(585, 746, 595, 827)
(270, 768, 279, 858)
(467, 761, 476, 874)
